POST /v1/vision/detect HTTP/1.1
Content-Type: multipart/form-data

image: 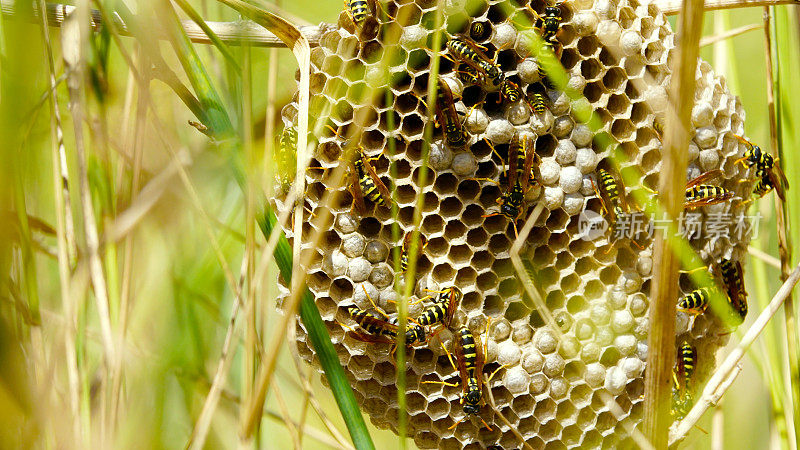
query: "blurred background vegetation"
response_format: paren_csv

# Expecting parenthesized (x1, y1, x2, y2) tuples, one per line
(0, 0, 798, 448)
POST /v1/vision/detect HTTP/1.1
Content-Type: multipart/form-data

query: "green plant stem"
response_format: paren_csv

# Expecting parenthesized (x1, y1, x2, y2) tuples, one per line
(768, 6, 800, 446)
(171, 0, 241, 73)
(258, 212, 374, 450)
(751, 233, 790, 446)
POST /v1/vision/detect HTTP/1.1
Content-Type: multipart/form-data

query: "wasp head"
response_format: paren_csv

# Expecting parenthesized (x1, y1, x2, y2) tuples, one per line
(463, 403, 480, 415)
(500, 201, 519, 219)
(404, 325, 425, 345)
(489, 71, 505, 86)
(544, 6, 561, 16)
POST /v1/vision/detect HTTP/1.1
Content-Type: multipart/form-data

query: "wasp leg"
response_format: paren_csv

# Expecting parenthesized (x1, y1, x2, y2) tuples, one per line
(372, 0, 396, 21)
(470, 177, 502, 186)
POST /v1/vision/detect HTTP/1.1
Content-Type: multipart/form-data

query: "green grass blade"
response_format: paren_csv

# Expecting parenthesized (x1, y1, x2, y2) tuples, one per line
(171, 0, 242, 74)
(258, 210, 375, 450)
(772, 6, 800, 447)
(156, 1, 235, 140)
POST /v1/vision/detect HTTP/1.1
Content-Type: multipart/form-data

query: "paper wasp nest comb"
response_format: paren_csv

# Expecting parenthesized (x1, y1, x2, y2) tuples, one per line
(275, 0, 754, 447)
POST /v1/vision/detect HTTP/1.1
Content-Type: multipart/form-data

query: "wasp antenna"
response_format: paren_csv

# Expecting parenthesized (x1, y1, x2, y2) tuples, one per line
(362, 285, 388, 318)
(485, 364, 509, 384)
(337, 319, 357, 334)
(373, 0, 395, 20)
(447, 416, 468, 430)
(324, 123, 341, 136)
(421, 379, 460, 387)
(470, 177, 501, 186)
(440, 341, 458, 372)
(733, 155, 751, 167)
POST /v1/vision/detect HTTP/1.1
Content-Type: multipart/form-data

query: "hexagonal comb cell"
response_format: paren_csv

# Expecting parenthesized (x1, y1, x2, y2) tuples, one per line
(274, 0, 753, 447)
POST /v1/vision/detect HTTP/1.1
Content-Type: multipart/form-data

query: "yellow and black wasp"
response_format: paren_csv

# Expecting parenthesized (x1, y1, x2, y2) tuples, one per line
(683, 169, 735, 210)
(433, 78, 469, 148)
(344, 0, 395, 27)
(538, 44, 560, 90)
(342, 287, 427, 349)
(446, 36, 505, 87)
(677, 340, 696, 384)
(719, 258, 748, 325)
(499, 79, 524, 105)
(425, 323, 506, 430)
(274, 125, 297, 193)
(400, 231, 428, 274)
(457, 63, 482, 85)
(353, 149, 392, 211)
(499, 80, 546, 117)
(531, 3, 563, 42)
(469, 21, 489, 41)
(677, 286, 719, 316)
(477, 134, 539, 237)
(671, 340, 697, 420)
(323, 125, 392, 214)
(593, 167, 633, 237)
(526, 83, 549, 115)
(413, 286, 462, 331)
(344, 305, 426, 347)
(734, 135, 788, 203)
(643, 169, 734, 211)
(344, 0, 371, 25)
(591, 166, 651, 251)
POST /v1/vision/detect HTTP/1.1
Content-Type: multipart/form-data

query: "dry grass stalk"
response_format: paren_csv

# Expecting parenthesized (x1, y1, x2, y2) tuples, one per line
(483, 379, 534, 450)
(599, 392, 655, 450)
(670, 262, 800, 444)
(762, 7, 800, 443)
(287, 349, 353, 449)
(700, 23, 761, 47)
(748, 246, 783, 269)
(36, 0, 81, 443)
(205, 0, 315, 438)
(655, 0, 798, 14)
(272, 383, 302, 449)
(509, 203, 566, 342)
(62, 2, 117, 407)
(641, 0, 705, 445)
(0, 0, 334, 46)
(7, 0, 798, 48)
(187, 289, 243, 450)
(712, 400, 724, 450)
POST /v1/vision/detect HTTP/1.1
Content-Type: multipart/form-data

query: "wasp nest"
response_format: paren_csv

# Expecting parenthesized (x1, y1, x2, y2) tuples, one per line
(276, 0, 753, 447)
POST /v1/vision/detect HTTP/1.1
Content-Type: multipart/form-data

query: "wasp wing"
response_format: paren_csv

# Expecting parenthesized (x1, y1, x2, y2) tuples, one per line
(453, 331, 471, 396)
(685, 169, 724, 189)
(360, 152, 393, 207)
(349, 329, 395, 345)
(769, 166, 788, 201)
(523, 135, 540, 191)
(443, 287, 461, 328)
(508, 135, 520, 188)
(597, 168, 630, 214)
(684, 189, 734, 210)
(348, 164, 367, 215)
